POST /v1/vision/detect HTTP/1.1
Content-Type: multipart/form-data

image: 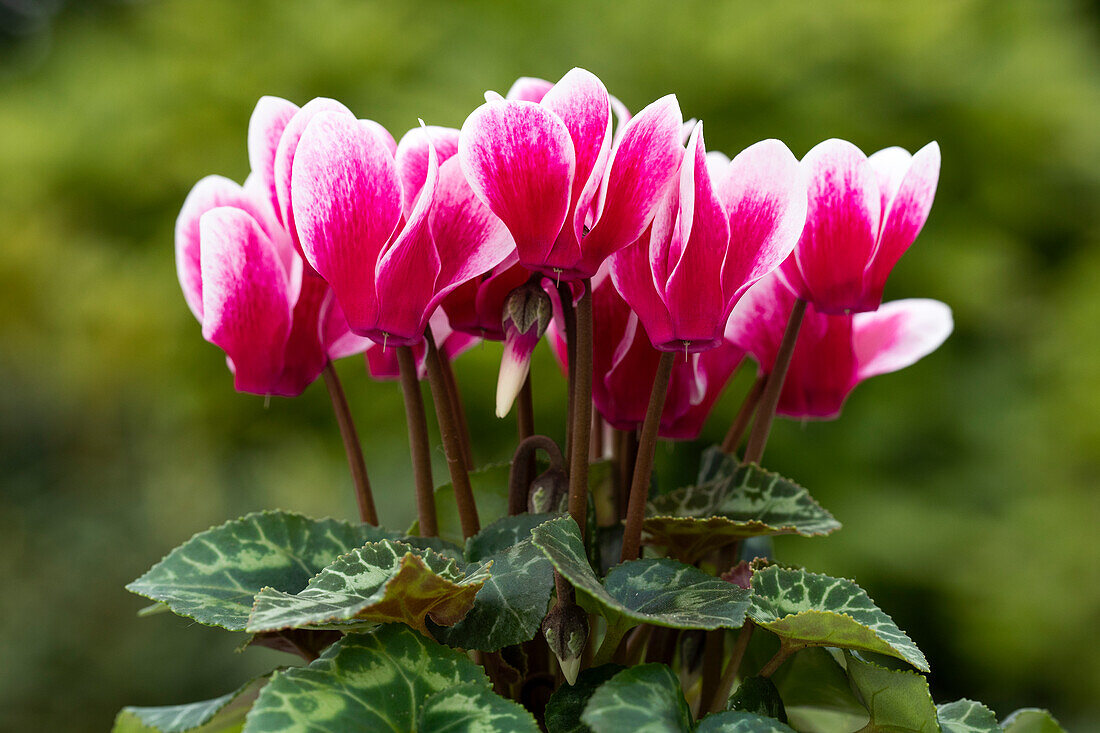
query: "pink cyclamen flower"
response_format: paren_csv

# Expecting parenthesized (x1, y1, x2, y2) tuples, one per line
(283, 108, 514, 346)
(363, 309, 479, 381)
(548, 275, 743, 440)
(778, 139, 941, 314)
(441, 255, 532, 341)
(459, 67, 684, 280)
(726, 273, 953, 419)
(610, 124, 808, 353)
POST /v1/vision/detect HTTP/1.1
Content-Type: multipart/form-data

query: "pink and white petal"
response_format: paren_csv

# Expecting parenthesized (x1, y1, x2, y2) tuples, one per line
(662, 124, 730, 349)
(600, 311, 661, 430)
(717, 139, 807, 303)
(459, 100, 574, 268)
(322, 291, 373, 360)
(866, 146, 912, 214)
(660, 343, 743, 440)
(506, 76, 554, 102)
(777, 313, 858, 419)
(273, 97, 354, 241)
(608, 235, 676, 349)
(724, 273, 799, 370)
(199, 207, 293, 395)
(361, 119, 398, 157)
(291, 110, 402, 334)
(794, 138, 881, 314)
(272, 274, 331, 396)
(395, 125, 460, 216)
(775, 250, 811, 301)
(862, 141, 941, 310)
(579, 94, 684, 276)
(248, 96, 300, 218)
(429, 156, 516, 298)
(853, 298, 952, 380)
(705, 150, 731, 181)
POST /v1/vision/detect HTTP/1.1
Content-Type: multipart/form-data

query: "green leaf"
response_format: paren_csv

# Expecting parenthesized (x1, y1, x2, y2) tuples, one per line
(544, 664, 625, 733)
(243, 624, 488, 732)
(771, 647, 867, 733)
(845, 652, 938, 733)
(465, 513, 558, 561)
(246, 540, 487, 635)
(696, 712, 798, 733)
(749, 566, 929, 671)
(417, 462, 513, 546)
(727, 677, 787, 722)
(113, 676, 268, 732)
(581, 664, 692, 733)
(127, 511, 395, 630)
(416, 682, 540, 732)
(645, 457, 840, 563)
(532, 516, 751, 637)
(937, 700, 1001, 733)
(431, 536, 555, 651)
(1001, 709, 1067, 733)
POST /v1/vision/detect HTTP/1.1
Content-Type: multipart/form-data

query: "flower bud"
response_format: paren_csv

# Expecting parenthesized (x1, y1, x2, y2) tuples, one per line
(541, 597, 589, 685)
(527, 467, 569, 514)
(495, 281, 552, 417)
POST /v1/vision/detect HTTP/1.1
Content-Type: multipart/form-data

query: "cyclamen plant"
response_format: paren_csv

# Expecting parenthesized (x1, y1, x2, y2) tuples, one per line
(117, 68, 1066, 733)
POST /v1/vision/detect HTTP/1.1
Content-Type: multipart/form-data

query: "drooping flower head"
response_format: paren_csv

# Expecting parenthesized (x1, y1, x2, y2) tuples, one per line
(459, 68, 684, 281)
(362, 309, 479, 381)
(726, 273, 953, 419)
(610, 124, 807, 353)
(778, 139, 941, 314)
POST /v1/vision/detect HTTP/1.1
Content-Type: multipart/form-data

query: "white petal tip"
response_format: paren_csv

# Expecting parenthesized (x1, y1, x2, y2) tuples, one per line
(560, 657, 581, 686)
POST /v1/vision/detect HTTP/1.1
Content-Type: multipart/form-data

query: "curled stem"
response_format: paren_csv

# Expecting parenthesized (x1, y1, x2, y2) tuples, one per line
(396, 345, 437, 537)
(321, 361, 378, 525)
(742, 298, 807, 466)
(620, 351, 675, 562)
(567, 280, 594, 537)
(508, 435, 564, 515)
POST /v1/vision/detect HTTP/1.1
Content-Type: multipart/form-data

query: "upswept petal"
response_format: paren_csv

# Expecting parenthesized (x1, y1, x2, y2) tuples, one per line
(724, 273, 800, 369)
(248, 96, 300, 218)
(609, 233, 675, 349)
(716, 139, 807, 304)
(506, 76, 553, 102)
(594, 282, 660, 430)
(199, 207, 293, 395)
(662, 123, 730, 350)
(428, 156, 516, 303)
(395, 125, 460, 216)
(291, 110, 402, 335)
(793, 138, 881, 313)
(272, 273, 330, 397)
(579, 94, 684, 276)
(866, 146, 912, 213)
(361, 119, 398, 157)
(861, 141, 941, 310)
(853, 298, 952, 380)
(459, 100, 574, 269)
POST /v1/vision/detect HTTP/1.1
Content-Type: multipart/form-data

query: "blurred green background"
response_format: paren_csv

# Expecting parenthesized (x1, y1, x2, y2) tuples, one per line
(1, 0, 1098, 729)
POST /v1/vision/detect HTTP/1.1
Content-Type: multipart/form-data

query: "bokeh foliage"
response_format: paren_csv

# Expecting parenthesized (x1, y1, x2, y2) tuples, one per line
(0, 0, 1098, 729)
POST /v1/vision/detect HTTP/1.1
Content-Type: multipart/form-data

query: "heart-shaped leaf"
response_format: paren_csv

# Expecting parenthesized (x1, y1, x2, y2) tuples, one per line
(1001, 708, 1067, 733)
(696, 712, 798, 733)
(581, 664, 692, 733)
(465, 513, 558, 561)
(247, 540, 487, 634)
(749, 567, 929, 671)
(127, 511, 396, 630)
(112, 675, 268, 732)
(416, 682, 540, 732)
(544, 664, 625, 733)
(937, 699, 1001, 733)
(243, 624, 489, 732)
(845, 652, 938, 733)
(770, 647, 866, 732)
(727, 676, 786, 722)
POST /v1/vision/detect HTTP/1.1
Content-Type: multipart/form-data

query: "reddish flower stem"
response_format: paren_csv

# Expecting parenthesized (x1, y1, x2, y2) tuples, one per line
(425, 326, 480, 539)
(321, 361, 378, 525)
(705, 620, 755, 714)
(559, 283, 578, 468)
(396, 345, 438, 537)
(742, 298, 807, 466)
(620, 351, 675, 562)
(722, 373, 767, 457)
(567, 280, 594, 537)
(439, 350, 474, 470)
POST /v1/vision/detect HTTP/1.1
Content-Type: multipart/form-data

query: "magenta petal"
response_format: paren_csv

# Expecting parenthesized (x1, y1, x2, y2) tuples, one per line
(272, 274, 330, 396)
(199, 207, 293, 395)
(609, 234, 675, 349)
(862, 141, 941, 310)
(778, 313, 857, 419)
(716, 139, 807, 303)
(292, 110, 402, 334)
(459, 100, 575, 269)
(724, 273, 799, 370)
(361, 119, 398, 157)
(660, 342, 743, 440)
(794, 138, 881, 314)
(396, 125, 460, 217)
(322, 291, 372, 361)
(506, 76, 554, 102)
(579, 94, 684, 276)
(248, 96, 300, 219)
(853, 298, 952, 380)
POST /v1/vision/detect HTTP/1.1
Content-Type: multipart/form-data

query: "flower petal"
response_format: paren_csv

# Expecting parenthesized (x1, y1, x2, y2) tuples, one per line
(459, 100, 575, 270)
(272, 274, 330, 397)
(199, 207, 292, 395)
(248, 96, 300, 220)
(322, 290, 372, 361)
(609, 233, 675, 349)
(793, 138, 881, 314)
(361, 119, 398, 157)
(395, 124, 460, 217)
(579, 94, 684, 276)
(291, 110, 402, 334)
(716, 139, 807, 303)
(778, 313, 857, 419)
(506, 76, 554, 102)
(862, 141, 941, 310)
(853, 298, 952, 380)
(660, 342, 743, 440)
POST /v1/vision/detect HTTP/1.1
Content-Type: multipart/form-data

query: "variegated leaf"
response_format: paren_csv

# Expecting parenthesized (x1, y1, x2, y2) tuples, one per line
(243, 625, 489, 732)
(581, 664, 692, 733)
(246, 540, 488, 635)
(545, 664, 625, 733)
(113, 676, 268, 732)
(696, 712, 798, 733)
(1001, 708, 1067, 733)
(750, 567, 929, 671)
(937, 700, 1001, 733)
(416, 682, 540, 732)
(466, 513, 558, 561)
(845, 652, 938, 733)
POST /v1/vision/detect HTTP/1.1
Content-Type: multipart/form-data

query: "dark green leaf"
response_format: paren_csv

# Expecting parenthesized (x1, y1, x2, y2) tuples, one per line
(771, 647, 866, 733)
(1001, 708, 1067, 733)
(465, 513, 558, 561)
(243, 624, 488, 732)
(127, 511, 394, 630)
(246, 540, 487, 635)
(845, 652, 938, 733)
(415, 462, 513, 546)
(581, 664, 692, 733)
(696, 712, 798, 733)
(749, 566, 929, 671)
(937, 700, 1001, 733)
(416, 682, 540, 732)
(544, 664, 625, 733)
(727, 676, 786, 722)
(113, 676, 267, 732)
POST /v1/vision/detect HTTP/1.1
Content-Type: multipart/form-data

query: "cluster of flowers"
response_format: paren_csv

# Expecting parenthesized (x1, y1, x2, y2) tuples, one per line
(177, 67, 951, 439)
